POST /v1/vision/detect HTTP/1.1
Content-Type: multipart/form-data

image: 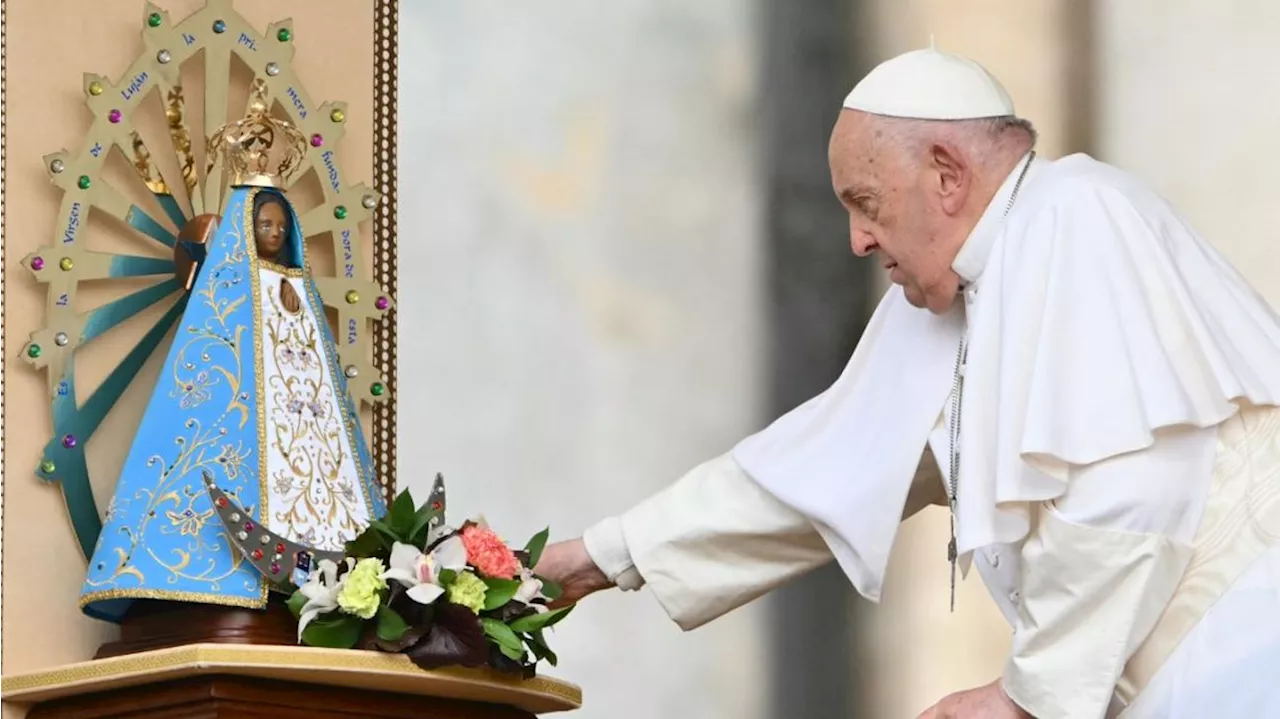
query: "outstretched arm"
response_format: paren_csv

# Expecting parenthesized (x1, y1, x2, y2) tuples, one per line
(539, 446, 946, 630)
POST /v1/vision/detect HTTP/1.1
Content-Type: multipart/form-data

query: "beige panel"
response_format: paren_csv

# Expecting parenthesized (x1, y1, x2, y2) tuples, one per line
(2, 3, 375, 717)
(853, 2, 1077, 716)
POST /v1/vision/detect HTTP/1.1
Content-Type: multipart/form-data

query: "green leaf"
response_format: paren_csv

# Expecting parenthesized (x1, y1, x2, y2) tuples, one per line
(437, 569, 457, 587)
(285, 589, 308, 619)
(482, 578, 522, 610)
(376, 605, 409, 642)
(508, 605, 573, 634)
(525, 629, 558, 666)
(481, 618, 525, 661)
(301, 614, 364, 649)
(345, 523, 393, 557)
(388, 491, 417, 537)
(538, 578, 563, 601)
(523, 528, 550, 569)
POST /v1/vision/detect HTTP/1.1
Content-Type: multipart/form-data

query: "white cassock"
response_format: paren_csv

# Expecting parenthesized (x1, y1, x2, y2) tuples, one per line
(583, 151, 1280, 719)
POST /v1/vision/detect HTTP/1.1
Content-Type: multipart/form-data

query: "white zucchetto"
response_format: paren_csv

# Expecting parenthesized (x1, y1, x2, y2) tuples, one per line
(843, 44, 1015, 120)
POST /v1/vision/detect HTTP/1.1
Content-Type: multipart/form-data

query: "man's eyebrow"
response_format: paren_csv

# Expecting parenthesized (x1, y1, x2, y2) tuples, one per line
(838, 185, 877, 203)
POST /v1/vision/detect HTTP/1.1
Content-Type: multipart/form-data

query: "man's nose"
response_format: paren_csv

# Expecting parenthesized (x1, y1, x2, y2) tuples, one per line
(850, 229, 877, 258)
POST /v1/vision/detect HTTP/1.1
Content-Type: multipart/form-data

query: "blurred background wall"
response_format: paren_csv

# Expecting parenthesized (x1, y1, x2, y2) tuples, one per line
(395, 1, 1280, 717)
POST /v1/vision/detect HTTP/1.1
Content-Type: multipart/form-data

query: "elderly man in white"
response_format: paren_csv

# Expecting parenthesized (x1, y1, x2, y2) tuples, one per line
(539, 47, 1280, 719)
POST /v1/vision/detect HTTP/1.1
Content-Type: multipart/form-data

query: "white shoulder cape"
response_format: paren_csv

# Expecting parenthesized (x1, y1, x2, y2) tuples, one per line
(733, 154, 1280, 602)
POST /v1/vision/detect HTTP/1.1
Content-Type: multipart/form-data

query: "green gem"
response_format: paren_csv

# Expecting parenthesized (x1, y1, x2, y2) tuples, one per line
(78, 175, 91, 190)
(370, 382, 385, 397)
(26, 344, 42, 358)
(277, 28, 292, 42)
(147, 12, 162, 27)
(334, 205, 348, 220)
(88, 81, 104, 96)
(60, 258, 74, 271)
(345, 290, 360, 304)
(40, 460, 56, 474)
(330, 108, 346, 123)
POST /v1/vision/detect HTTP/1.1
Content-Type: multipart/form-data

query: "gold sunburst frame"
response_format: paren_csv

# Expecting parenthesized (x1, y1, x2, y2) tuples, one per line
(0, 0, 399, 670)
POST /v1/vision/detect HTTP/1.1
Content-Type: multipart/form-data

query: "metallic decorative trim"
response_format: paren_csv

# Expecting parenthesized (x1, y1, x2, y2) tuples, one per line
(0, 0, 8, 662)
(0, 644, 584, 711)
(371, 0, 400, 506)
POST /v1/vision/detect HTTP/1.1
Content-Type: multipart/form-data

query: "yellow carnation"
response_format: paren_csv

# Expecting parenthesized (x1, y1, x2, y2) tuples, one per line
(447, 571, 488, 614)
(337, 557, 387, 619)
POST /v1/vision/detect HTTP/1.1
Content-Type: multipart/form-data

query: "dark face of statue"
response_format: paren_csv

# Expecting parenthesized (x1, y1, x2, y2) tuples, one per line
(254, 201, 288, 261)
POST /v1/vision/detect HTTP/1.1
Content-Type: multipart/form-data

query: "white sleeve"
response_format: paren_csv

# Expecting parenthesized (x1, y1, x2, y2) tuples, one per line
(582, 452, 832, 630)
(1002, 424, 1218, 719)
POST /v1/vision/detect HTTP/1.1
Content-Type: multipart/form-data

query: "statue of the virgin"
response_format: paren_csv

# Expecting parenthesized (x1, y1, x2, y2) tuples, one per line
(80, 87, 387, 622)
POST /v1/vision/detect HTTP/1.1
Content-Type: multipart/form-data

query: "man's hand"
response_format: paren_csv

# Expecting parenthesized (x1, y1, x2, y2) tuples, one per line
(915, 680, 1033, 719)
(536, 539, 613, 607)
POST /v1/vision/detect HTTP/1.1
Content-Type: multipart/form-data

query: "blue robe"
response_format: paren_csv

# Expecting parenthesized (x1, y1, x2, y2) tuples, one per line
(81, 187, 386, 622)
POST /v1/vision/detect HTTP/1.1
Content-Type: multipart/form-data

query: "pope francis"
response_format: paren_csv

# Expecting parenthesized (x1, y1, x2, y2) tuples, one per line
(538, 47, 1280, 718)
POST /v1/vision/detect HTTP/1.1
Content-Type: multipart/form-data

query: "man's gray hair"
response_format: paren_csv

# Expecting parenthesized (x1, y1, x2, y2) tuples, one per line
(976, 116, 1038, 147)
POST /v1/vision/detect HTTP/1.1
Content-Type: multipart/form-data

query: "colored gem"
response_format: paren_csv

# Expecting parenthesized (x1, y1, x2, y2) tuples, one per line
(49, 159, 64, 174)
(147, 12, 162, 27)
(330, 108, 345, 123)
(157, 50, 172, 64)
(251, 548, 264, 560)
(230, 512, 241, 522)
(432, 501, 443, 510)
(375, 296, 389, 310)
(40, 460, 56, 474)
(310, 133, 324, 147)
(77, 175, 91, 190)
(62, 434, 77, 449)
(244, 521, 256, 532)
(237, 531, 248, 541)
(216, 497, 228, 508)
(30, 257, 45, 271)
(362, 194, 378, 209)
(270, 562, 281, 574)
(54, 332, 69, 346)
(276, 542, 287, 553)
(277, 28, 292, 42)
(60, 257, 74, 271)
(265, 62, 280, 77)
(88, 81, 104, 96)
(344, 290, 359, 304)
(109, 110, 122, 123)
(334, 205, 348, 220)
(213, 19, 226, 33)
(344, 365, 358, 378)
(370, 382, 386, 397)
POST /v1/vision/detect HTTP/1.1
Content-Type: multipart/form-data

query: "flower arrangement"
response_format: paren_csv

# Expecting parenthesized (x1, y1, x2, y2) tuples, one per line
(287, 486, 572, 677)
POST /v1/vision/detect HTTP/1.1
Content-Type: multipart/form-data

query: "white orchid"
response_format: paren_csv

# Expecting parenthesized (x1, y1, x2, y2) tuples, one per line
(297, 557, 352, 640)
(381, 534, 467, 605)
(514, 565, 549, 613)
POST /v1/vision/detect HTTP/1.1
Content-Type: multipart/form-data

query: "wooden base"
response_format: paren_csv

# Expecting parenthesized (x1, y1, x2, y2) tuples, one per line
(25, 674, 534, 719)
(95, 598, 297, 659)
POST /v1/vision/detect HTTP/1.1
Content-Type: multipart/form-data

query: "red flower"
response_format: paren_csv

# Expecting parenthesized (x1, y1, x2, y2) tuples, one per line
(460, 525, 519, 579)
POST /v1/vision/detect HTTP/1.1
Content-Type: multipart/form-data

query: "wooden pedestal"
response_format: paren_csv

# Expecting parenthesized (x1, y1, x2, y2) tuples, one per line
(1, 644, 582, 718)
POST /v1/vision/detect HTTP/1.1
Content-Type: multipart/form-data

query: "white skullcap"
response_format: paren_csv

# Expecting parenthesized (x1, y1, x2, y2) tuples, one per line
(843, 43, 1015, 120)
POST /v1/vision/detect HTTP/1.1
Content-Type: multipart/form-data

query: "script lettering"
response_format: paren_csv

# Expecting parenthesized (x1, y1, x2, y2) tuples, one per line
(63, 202, 82, 244)
(238, 33, 257, 51)
(321, 151, 340, 192)
(286, 87, 308, 120)
(183, 33, 197, 46)
(347, 318, 358, 345)
(341, 230, 355, 278)
(120, 71, 149, 101)
(90, 143, 103, 158)
(57, 294, 70, 307)
(57, 381, 70, 397)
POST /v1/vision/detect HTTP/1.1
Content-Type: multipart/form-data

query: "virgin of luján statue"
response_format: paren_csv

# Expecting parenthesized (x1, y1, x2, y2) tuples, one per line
(80, 83, 387, 622)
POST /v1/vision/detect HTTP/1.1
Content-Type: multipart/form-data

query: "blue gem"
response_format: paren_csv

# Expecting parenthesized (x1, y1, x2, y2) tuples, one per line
(213, 20, 226, 33)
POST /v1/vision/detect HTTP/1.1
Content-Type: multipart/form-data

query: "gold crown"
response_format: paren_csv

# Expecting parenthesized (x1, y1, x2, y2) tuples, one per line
(207, 79, 308, 188)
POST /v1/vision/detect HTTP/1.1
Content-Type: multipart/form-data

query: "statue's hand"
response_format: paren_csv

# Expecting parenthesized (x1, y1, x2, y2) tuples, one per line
(280, 280, 302, 313)
(537, 539, 613, 607)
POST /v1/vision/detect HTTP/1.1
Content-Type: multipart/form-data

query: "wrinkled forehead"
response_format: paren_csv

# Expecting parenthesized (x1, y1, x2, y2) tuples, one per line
(828, 110, 887, 189)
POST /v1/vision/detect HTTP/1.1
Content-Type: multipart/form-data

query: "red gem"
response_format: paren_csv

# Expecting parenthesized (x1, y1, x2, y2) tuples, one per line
(270, 562, 281, 574)
(244, 521, 255, 532)
(251, 549, 264, 560)
(275, 542, 286, 553)
(216, 497, 228, 508)
(432, 501, 442, 510)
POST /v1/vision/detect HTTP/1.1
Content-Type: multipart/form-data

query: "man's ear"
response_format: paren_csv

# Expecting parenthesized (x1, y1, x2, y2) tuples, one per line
(930, 142, 970, 215)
